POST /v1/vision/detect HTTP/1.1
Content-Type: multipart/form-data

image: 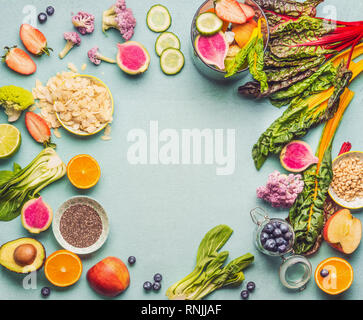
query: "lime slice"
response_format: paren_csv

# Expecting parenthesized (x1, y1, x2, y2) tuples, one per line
(147, 5, 171, 33)
(155, 32, 180, 56)
(0, 124, 21, 159)
(160, 48, 185, 75)
(196, 12, 223, 36)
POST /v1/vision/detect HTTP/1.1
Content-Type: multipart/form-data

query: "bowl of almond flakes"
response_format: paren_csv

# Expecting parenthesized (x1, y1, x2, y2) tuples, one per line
(329, 151, 363, 210)
(33, 72, 114, 137)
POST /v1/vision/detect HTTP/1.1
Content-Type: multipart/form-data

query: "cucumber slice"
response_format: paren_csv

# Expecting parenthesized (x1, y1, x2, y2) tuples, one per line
(155, 32, 180, 56)
(147, 5, 171, 32)
(160, 48, 185, 75)
(196, 12, 223, 36)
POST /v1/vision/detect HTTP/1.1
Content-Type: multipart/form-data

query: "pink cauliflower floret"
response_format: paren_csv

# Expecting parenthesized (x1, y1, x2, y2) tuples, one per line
(87, 47, 116, 65)
(59, 32, 81, 59)
(256, 171, 304, 208)
(102, 0, 136, 41)
(72, 11, 95, 35)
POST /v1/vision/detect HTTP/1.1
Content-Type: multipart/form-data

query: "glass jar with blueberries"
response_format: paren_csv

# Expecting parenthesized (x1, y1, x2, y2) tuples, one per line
(250, 207, 312, 291)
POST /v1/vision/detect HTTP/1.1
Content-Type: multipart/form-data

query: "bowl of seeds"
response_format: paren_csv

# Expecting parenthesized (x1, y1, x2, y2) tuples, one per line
(329, 151, 363, 210)
(53, 196, 109, 255)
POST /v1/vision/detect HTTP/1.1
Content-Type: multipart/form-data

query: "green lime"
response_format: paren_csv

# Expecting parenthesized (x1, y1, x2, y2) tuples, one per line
(0, 124, 21, 159)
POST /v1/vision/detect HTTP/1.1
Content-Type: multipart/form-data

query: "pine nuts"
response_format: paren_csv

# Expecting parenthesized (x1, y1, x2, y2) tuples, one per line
(331, 156, 363, 202)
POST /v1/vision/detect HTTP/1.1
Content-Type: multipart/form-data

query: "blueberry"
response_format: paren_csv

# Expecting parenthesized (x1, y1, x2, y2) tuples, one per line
(154, 273, 162, 282)
(46, 6, 55, 16)
(264, 239, 276, 252)
(275, 237, 286, 246)
(272, 228, 282, 238)
(263, 223, 274, 234)
(246, 281, 255, 292)
(153, 282, 161, 291)
(320, 269, 329, 278)
(272, 221, 281, 229)
(279, 223, 289, 234)
(241, 290, 249, 299)
(143, 281, 153, 291)
(41, 287, 51, 297)
(128, 256, 136, 265)
(260, 232, 269, 244)
(277, 244, 287, 253)
(38, 12, 47, 23)
(284, 231, 293, 241)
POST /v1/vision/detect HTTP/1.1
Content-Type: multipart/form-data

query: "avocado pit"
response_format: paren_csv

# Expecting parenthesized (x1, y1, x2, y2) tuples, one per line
(13, 244, 37, 266)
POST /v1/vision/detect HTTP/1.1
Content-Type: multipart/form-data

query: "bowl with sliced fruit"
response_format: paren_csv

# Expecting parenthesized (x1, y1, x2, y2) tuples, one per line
(191, 0, 269, 81)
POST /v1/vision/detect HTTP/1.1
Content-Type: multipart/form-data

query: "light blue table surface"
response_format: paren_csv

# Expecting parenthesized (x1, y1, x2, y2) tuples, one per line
(0, 0, 362, 300)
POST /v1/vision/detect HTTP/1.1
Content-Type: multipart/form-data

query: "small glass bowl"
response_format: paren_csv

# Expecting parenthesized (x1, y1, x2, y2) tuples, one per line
(190, 0, 270, 81)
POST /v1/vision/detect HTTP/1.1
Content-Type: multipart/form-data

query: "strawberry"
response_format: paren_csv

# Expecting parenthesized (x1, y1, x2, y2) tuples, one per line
(239, 3, 255, 21)
(25, 112, 55, 148)
(2, 46, 36, 75)
(215, 0, 246, 24)
(20, 24, 52, 56)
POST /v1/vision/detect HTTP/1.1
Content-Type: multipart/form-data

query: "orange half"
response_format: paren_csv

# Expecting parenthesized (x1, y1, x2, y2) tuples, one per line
(315, 257, 353, 295)
(45, 250, 83, 287)
(67, 154, 101, 189)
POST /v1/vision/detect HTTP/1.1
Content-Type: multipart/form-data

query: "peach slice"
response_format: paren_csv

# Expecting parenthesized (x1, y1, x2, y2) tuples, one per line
(323, 209, 362, 254)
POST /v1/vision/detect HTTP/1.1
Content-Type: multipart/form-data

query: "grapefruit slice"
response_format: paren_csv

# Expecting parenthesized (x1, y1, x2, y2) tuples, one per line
(117, 41, 150, 75)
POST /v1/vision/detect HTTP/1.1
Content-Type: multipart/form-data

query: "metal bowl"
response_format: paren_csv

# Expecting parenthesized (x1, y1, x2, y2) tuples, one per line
(190, 0, 270, 81)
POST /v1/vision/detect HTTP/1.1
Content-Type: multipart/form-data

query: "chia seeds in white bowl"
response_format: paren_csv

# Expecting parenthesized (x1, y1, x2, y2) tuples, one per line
(53, 196, 109, 255)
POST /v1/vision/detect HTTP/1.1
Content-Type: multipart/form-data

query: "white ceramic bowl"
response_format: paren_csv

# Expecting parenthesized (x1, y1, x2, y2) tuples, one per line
(328, 151, 363, 210)
(52, 196, 109, 255)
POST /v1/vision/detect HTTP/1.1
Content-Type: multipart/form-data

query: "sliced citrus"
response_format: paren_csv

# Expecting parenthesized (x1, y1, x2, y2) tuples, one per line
(315, 257, 353, 295)
(0, 124, 21, 159)
(67, 154, 101, 189)
(44, 250, 83, 287)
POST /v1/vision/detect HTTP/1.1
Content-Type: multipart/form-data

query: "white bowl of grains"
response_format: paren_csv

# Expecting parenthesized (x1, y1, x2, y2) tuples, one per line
(329, 151, 363, 210)
(53, 196, 109, 255)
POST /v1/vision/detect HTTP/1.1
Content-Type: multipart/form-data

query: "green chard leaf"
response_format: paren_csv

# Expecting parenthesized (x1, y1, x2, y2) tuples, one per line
(248, 37, 269, 93)
(253, 0, 324, 18)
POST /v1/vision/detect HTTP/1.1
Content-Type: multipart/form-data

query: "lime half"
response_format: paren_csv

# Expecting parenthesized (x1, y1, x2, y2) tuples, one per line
(196, 12, 223, 36)
(160, 48, 185, 75)
(0, 124, 21, 159)
(155, 32, 180, 56)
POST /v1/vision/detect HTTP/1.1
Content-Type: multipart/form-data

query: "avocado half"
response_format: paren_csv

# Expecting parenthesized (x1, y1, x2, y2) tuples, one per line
(0, 238, 46, 274)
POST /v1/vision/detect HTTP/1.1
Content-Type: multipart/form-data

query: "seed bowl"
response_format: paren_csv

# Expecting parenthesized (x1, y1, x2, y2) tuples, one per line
(53, 196, 109, 255)
(55, 74, 114, 137)
(328, 151, 363, 210)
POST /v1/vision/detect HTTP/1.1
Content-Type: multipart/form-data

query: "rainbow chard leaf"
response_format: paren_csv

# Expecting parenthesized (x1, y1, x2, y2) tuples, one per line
(253, 0, 323, 17)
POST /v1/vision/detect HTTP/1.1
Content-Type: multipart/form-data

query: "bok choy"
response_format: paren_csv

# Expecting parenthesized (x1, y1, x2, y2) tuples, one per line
(166, 225, 254, 300)
(0, 148, 66, 221)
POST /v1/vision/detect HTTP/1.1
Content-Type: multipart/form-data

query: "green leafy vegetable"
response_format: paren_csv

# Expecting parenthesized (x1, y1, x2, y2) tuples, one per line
(166, 225, 254, 300)
(0, 148, 66, 221)
(254, 0, 323, 18)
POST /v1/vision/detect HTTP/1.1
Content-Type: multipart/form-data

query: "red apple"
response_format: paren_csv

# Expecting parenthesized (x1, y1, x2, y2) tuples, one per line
(323, 209, 362, 254)
(87, 257, 130, 297)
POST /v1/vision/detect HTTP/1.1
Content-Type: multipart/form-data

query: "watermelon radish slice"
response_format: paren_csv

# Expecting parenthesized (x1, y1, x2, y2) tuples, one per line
(117, 41, 151, 75)
(195, 32, 228, 70)
(21, 197, 53, 234)
(280, 140, 319, 173)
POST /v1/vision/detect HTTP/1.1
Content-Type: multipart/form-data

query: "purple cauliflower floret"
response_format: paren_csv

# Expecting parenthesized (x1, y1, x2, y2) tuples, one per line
(59, 32, 81, 59)
(102, 0, 136, 41)
(257, 171, 304, 208)
(72, 11, 95, 35)
(87, 47, 116, 65)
